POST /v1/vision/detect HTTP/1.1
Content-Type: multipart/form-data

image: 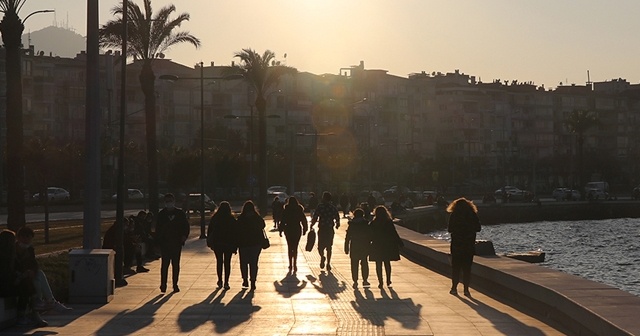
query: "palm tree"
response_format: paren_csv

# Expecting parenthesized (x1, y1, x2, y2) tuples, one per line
(0, 0, 27, 232)
(99, 0, 200, 216)
(231, 49, 296, 211)
(565, 109, 599, 192)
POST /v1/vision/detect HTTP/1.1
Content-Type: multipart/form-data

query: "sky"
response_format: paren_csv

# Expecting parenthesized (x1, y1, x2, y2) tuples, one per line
(15, 1, 640, 89)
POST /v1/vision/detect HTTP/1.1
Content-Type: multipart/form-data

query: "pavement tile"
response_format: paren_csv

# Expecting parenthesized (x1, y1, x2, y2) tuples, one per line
(1, 219, 570, 336)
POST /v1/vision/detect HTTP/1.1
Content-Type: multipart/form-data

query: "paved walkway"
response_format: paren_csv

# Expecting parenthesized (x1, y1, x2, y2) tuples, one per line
(6, 218, 566, 335)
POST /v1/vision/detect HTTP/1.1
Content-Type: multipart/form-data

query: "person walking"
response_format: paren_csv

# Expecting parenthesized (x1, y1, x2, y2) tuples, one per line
(339, 193, 350, 218)
(279, 196, 308, 273)
(369, 206, 403, 288)
(446, 197, 481, 296)
(207, 201, 237, 290)
(236, 200, 266, 290)
(344, 208, 371, 288)
(271, 196, 284, 230)
(156, 193, 190, 293)
(311, 191, 340, 271)
(308, 192, 318, 214)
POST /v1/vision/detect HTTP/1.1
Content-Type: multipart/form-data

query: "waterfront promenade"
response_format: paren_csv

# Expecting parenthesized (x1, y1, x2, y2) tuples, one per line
(4, 218, 566, 336)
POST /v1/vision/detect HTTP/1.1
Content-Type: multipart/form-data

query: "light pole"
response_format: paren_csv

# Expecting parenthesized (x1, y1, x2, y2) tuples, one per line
(160, 68, 242, 239)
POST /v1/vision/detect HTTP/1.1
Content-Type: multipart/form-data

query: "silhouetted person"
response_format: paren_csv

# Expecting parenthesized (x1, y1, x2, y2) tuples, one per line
(279, 196, 308, 273)
(344, 208, 371, 288)
(367, 193, 377, 208)
(369, 206, 403, 288)
(339, 193, 350, 218)
(349, 193, 359, 214)
(311, 191, 340, 271)
(236, 200, 266, 290)
(271, 196, 283, 230)
(447, 197, 481, 296)
(308, 192, 318, 214)
(156, 193, 190, 293)
(207, 201, 237, 290)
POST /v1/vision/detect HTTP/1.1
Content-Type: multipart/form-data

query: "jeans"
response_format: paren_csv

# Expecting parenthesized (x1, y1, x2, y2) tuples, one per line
(350, 257, 369, 283)
(33, 269, 54, 302)
(214, 249, 234, 284)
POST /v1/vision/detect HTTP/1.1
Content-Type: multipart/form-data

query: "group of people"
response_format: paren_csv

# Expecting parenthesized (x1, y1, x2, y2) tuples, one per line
(156, 191, 481, 297)
(0, 227, 72, 328)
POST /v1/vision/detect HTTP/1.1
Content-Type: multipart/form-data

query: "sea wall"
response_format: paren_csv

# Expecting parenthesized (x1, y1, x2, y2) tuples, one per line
(396, 225, 640, 336)
(396, 200, 640, 232)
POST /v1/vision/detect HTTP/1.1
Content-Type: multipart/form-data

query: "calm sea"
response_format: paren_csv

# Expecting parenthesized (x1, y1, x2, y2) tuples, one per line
(430, 218, 640, 297)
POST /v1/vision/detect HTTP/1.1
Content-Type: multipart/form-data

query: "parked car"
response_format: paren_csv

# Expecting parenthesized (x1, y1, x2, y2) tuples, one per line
(186, 193, 217, 212)
(33, 187, 70, 202)
(494, 186, 534, 202)
(359, 190, 385, 205)
(111, 189, 144, 200)
(268, 191, 289, 204)
(633, 185, 640, 200)
(552, 188, 569, 200)
(267, 185, 287, 194)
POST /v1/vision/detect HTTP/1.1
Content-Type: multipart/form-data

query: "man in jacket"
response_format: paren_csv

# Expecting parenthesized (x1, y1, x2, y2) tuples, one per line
(156, 193, 190, 293)
(311, 191, 340, 271)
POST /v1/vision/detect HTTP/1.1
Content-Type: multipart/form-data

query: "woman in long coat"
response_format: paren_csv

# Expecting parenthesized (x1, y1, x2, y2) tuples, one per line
(236, 200, 266, 290)
(279, 196, 308, 273)
(446, 197, 481, 296)
(207, 201, 237, 290)
(344, 208, 371, 288)
(369, 206, 403, 288)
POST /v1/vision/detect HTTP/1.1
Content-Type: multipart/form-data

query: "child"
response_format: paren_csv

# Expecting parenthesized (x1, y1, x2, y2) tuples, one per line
(344, 208, 371, 288)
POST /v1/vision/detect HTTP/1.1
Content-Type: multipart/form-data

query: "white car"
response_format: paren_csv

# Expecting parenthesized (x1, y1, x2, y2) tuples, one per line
(268, 191, 289, 203)
(111, 189, 144, 200)
(33, 187, 70, 202)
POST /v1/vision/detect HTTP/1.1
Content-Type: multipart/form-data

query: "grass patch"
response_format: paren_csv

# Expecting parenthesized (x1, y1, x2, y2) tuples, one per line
(38, 252, 71, 303)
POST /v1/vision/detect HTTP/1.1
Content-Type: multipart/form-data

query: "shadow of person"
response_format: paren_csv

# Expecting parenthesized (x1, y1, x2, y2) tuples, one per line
(177, 288, 222, 333)
(350, 287, 423, 330)
(274, 272, 307, 298)
(457, 295, 547, 336)
(95, 293, 173, 336)
(308, 271, 347, 300)
(210, 289, 261, 334)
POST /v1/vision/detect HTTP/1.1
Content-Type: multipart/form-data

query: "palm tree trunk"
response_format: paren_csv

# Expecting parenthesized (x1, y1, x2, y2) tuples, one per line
(256, 95, 267, 213)
(140, 61, 159, 217)
(1, 11, 26, 232)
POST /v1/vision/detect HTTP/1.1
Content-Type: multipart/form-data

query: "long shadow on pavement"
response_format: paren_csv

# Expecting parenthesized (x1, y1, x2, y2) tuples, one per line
(457, 294, 549, 335)
(95, 293, 173, 336)
(274, 272, 307, 298)
(350, 287, 423, 329)
(307, 271, 347, 300)
(201, 289, 262, 334)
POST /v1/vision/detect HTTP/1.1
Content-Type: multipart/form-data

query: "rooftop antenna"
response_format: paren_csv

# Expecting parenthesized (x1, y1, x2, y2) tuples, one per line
(586, 70, 592, 86)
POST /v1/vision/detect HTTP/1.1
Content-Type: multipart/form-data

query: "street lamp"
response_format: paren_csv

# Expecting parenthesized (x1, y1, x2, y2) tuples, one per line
(159, 67, 242, 239)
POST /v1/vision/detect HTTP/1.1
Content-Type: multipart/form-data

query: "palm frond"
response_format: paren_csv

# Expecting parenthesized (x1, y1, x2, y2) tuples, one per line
(0, 0, 27, 13)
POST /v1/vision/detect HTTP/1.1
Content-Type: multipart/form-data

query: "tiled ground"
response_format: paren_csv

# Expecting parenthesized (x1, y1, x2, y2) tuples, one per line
(4, 217, 567, 335)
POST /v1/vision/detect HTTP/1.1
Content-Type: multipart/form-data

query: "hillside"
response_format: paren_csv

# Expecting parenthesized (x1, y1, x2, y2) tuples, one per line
(21, 25, 85, 57)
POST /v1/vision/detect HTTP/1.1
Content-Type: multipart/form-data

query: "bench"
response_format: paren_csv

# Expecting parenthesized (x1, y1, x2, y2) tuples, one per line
(0, 297, 17, 330)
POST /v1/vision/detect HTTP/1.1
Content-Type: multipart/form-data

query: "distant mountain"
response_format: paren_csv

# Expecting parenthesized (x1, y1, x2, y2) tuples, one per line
(21, 26, 85, 58)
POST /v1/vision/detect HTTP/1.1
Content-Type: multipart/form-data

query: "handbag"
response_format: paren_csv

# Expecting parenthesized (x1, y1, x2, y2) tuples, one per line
(262, 229, 270, 249)
(305, 229, 316, 252)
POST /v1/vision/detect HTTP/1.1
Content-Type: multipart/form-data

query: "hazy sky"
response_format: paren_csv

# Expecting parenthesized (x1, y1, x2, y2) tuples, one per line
(16, 1, 640, 88)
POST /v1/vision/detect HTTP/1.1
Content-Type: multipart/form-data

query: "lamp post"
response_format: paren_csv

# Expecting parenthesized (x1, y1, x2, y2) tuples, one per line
(159, 68, 242, 239)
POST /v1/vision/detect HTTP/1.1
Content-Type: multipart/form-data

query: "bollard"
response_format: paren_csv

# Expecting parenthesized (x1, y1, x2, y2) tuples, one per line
(474, 240, 496, 256)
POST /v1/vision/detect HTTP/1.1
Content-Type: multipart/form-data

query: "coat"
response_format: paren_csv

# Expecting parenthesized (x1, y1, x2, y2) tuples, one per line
(447, 209, 481, 256)
(156, 207, 190, 251)
(236, 213, 266, 248)
(280, 204, 308, 236)
(207, 214, 238, 253)
(369, 218, 403, 261)
(344, 217, 371, 260)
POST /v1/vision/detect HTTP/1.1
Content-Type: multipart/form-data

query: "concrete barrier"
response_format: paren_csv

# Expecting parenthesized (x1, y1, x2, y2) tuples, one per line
(396, 224, 640, 336)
